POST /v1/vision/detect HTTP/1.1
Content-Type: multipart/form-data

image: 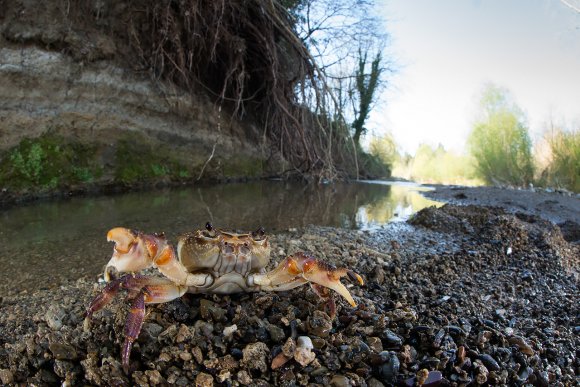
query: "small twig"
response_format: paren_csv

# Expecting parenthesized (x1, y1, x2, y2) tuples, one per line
(197, 106, 221, 181)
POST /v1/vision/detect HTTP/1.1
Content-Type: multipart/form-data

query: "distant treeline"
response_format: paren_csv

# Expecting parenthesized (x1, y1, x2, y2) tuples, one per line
(370, 84, 579, 192)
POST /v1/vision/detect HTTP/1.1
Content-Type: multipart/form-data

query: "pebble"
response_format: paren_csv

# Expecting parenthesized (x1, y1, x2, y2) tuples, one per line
(367, 336, 383, 352)
(0, 369, 14, 385)
(200, 299, 226, 321)
(145, 370, 165, 385)
(242, 342, 269, 372)
(195, 372, 214, 387)
(45, 305, 65, 330)
(381, 329, 402, 348)
(223, 324, 238, 337)
(294, 336, 316, 366)
(477, 354, 500, 371)
(376, 351, 400, 385)
(509, 335, 535, 355)
(267, 323, 285, 343)
(237, 370, 252, 385)
(330, 374, 350, 387)
(49, 343, 77, 360)
(307, 310, 333, 337)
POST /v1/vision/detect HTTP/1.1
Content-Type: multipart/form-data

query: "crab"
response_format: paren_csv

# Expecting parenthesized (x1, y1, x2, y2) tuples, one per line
(85, 223, 364, 373)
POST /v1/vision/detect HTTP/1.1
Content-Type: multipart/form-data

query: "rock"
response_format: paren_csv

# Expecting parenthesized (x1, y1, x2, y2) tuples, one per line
(223, 324, 238, 338)
(367, 336, 383, 353)
(49, 343, 78, 360)
(0, 369, 14, 385)
(477, 354, 500, 372)
(145, 370, 165, 385)
(200, 299, 226, 321)
(307, 310, 333, 337)
(237, 370, 252, 385)
(509, 335, 535, 355)
(330, 374, 350, 387)
(281, 337, 296, 358)
(381, 329, 403, 348)
(376, 351, 400, 385)
(367, 378, 385, 387)
(45, 305, 66, 330)
(176, 324, 193, 343)
(267, 323, 285, 343)
(294, 336, 316, 367)
(242, 342, 269, 373)
(195, 372, 214, 387)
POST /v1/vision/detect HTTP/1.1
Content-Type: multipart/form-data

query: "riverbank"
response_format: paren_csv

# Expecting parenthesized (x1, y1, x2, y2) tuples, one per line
(0, 203, 577, 385)
(423, 185, 580, 243)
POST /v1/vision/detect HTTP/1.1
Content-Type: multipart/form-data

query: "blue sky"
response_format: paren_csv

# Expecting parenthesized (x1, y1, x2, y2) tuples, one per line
(368, 0, 580, 154)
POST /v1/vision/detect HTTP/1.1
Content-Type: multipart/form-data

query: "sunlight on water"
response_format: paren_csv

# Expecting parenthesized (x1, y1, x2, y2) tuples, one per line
(355, 181, 444, 228)
(0, 180, 444, 294)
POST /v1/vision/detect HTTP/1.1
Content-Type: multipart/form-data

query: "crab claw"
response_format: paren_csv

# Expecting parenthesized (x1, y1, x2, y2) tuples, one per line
(296, 253, 364, 307)
(104, 228, 158, 281)
(252, 252, 364, 307)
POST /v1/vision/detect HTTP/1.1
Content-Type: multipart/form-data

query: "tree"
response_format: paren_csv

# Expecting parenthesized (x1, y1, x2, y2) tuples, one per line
(468, 84, 534, 186)
(291, 0, 390, 146)
(352, 49, 383, 145)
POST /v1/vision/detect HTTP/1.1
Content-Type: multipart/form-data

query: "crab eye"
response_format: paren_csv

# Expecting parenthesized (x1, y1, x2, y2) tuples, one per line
(205, 222, 213, 232)
(252, 226, 265, 240)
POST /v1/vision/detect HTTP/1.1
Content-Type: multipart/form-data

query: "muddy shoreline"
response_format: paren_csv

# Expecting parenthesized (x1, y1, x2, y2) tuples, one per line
(0, 198, 578, 385)
(423, 185, 580, 244)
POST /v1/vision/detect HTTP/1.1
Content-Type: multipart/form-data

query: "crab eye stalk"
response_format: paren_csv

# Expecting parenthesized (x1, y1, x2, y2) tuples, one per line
(252, 226, 265, 240)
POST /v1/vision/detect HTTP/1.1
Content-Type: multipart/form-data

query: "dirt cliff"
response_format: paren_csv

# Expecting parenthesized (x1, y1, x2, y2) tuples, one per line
(0, 0, 286, 202)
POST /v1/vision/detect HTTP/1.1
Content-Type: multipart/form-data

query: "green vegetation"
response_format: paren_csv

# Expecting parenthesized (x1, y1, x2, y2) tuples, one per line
(0, 135, 102, 190)
(352, 49, 384, 146)
(468, 84, 535, 187)
(536, 126, 580, 192)
(114, 138, 191, 184)
(392, 143, 480, 185)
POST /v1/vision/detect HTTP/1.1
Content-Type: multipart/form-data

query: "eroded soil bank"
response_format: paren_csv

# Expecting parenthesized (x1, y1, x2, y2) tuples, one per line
(1, 202, 578, 386)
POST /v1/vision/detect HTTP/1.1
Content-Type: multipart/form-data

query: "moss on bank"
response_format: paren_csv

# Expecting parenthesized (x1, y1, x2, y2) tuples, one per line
(0, 135, 103, 191)
(0, 133, 269, 202)
(113, 137, 192, 184)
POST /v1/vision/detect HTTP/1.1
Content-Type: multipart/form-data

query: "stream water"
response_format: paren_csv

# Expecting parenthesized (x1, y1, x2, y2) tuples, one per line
(0, 180, 443, 295)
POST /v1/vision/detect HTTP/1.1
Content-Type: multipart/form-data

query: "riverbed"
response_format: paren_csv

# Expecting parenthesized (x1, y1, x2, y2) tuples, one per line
(0, 183, 578, 386)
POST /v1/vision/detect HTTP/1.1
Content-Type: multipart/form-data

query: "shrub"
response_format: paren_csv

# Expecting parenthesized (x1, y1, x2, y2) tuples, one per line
(468, 84, 534, 187)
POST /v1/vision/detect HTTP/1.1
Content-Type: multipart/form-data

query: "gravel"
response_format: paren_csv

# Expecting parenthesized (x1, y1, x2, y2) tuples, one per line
(0, 204, 578, 386)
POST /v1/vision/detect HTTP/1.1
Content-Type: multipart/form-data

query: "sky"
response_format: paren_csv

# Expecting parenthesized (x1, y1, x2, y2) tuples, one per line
(367, 0, 580, 155)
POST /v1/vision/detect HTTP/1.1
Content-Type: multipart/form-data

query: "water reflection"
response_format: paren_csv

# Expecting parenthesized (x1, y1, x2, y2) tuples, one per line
(0, 180, 442, 294)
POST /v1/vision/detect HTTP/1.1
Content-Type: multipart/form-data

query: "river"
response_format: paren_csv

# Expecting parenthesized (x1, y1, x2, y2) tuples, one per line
(0, 180, 442, 295)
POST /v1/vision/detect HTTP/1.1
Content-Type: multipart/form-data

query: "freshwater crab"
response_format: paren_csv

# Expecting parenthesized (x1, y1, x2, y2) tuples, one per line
(85, 223, 364, 372)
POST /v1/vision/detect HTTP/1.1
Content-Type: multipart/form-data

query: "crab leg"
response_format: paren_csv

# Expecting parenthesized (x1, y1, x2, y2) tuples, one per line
(250, 252, 364, 307)
(104, 227, 213, 288)
(85, 274, 189, 373)
(123, 289, 145, 374)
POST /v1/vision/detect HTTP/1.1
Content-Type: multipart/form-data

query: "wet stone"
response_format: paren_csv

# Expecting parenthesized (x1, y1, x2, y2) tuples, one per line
(376, 351, 400, 385)
(477, 354, 500, 372)
(381, 329, 403, 348)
